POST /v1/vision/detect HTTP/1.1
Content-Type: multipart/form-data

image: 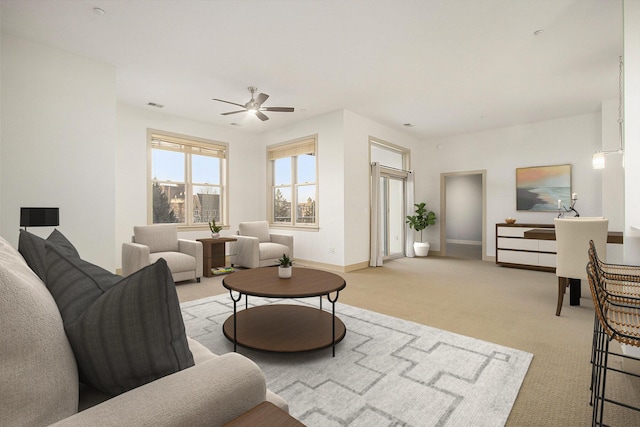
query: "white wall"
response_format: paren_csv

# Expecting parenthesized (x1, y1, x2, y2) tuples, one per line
(258, 109, 420, 269)
(0, 35, 117, 269)
(259, 110, 346, 267)
(421, 113, 603, 257)
(601, 97, 625, 231)
(115, 103, 260, 268)
(342, 110, 420, 267)
(445, 174, 482, 244)
(624, 0, 640, 264)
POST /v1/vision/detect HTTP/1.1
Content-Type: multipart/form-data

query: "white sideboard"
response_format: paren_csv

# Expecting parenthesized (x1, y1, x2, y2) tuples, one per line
(495, 223, 624, 272)
(495, 223, 556, 272)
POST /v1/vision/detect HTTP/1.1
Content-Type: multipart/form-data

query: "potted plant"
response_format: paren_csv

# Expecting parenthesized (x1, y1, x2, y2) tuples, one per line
(209, 219, 222, 238)
(278, 253, 292, 278)
(406, 202, 437, 257)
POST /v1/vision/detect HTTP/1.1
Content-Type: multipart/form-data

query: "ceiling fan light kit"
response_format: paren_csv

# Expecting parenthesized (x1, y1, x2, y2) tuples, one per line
(212, 86, 294, 121)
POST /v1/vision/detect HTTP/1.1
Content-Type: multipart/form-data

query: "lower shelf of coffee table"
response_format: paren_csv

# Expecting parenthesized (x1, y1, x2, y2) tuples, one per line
(223, 304, 346, 353)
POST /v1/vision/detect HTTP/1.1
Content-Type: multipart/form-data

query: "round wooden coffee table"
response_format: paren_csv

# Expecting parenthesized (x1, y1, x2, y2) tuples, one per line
(222, 267, 346, 357)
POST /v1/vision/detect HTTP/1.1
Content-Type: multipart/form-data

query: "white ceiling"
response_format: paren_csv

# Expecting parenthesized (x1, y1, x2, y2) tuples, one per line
(0, 0, 624, 140)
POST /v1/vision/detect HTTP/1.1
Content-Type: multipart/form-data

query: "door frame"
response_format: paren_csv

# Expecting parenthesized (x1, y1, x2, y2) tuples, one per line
(439, 170, 487, 260)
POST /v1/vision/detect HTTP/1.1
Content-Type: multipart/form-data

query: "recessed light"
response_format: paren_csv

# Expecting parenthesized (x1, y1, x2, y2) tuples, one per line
(533, 29, 544, 36)
(403, 123, 414, 127)
(93, 7, 106, 15)
(230, 122, 242, 126)
(147, 102, 164, 108)
(480, 115, 486, 119)
(436, 144, 445, 151)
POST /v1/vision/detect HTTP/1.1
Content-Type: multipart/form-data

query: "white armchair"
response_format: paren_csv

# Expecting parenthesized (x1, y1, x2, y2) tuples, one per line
(122, 224, 203, 283)
(230, 221, 293, 269)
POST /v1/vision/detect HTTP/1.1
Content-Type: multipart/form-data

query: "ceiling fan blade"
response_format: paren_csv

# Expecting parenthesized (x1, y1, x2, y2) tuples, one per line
(221, 110, 246, 115)
(212, 98, 246, 108)
(255, 111, 270, 121)
(255, 92, 269, 106)
(262, 107, 295, 112)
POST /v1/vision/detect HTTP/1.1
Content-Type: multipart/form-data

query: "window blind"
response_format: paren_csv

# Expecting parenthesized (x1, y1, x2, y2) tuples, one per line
(150, 133, 226, 159)
(267, 137, 316, 160)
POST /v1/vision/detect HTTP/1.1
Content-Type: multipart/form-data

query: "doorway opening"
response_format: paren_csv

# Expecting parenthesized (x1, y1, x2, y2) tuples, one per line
(440, 170, 486, 260)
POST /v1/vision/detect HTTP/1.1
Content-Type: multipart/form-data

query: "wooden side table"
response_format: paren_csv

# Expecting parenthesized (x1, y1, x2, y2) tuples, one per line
(224, 402, 304, 426)
(196, 237, 237, 277)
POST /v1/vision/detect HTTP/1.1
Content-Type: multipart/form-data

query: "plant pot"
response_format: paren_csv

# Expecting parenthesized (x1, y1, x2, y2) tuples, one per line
(278, 266, 292, 279)
(211, 233, 220, 239)
(413, 242, 430, 257)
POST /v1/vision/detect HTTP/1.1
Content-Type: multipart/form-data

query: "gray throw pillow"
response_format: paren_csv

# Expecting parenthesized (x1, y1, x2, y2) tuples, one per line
(45, 243, 194, 395)
(18, 229, 80, 281)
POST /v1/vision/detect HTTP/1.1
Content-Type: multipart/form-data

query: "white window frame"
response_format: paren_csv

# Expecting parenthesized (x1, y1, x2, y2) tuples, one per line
(147, 129, 228, 229)
(267, 135, 318, 229)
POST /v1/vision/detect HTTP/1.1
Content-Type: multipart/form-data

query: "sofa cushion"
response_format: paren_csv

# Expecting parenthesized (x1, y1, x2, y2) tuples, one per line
(0, 236, 79, 426)
(134, 224, 179, 253)
(45, 244, 194, 395)
(239, 221, 271, 243)
(18, 229, 80, 280)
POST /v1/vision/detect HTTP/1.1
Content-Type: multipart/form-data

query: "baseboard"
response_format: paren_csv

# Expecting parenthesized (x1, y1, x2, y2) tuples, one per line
(294, 259, 369, 273)
(446, 239, 482, 245)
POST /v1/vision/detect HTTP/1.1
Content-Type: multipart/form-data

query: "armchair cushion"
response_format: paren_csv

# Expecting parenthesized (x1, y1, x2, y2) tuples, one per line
(260, 242, 290, 260)
(239, 221, 271, 243)
(45, 244, 194, 395)
(149, 251, 196, 275)
(134, 224, 179, 253)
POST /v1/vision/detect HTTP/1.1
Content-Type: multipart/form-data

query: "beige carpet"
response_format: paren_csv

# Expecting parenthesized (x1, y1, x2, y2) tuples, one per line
(176, 256, 640, 426)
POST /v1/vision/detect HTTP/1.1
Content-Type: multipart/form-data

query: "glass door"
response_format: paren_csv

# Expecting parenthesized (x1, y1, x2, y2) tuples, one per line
(379, 174, 405, 259)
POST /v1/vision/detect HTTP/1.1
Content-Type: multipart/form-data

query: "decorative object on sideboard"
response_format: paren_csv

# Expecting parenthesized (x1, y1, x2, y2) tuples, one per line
(406, 202, 437, 257)
(278, 253, 292, 279)
(19, 207, 59, 231)
(209, 219, 222, 238)
(593, 56, 624, 170)
(505, 217, 516, 224)
(557, 192, 580, 218)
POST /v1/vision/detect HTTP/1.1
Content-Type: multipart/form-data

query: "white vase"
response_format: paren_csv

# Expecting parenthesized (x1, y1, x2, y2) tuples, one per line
(414, 242, 430, 257)
(211, 233, 220, 239)
(278, 266, 292, 278)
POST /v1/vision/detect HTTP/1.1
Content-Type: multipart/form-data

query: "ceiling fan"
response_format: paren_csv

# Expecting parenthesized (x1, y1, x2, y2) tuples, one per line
(212, 86, 294, 121)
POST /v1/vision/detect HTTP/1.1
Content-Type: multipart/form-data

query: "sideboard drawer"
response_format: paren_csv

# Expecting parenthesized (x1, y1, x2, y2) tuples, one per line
(496, 227, 533, 238)
(539, 240, 557, 253)
(497, 249, 539, 266)
(497, 237, 539, 251)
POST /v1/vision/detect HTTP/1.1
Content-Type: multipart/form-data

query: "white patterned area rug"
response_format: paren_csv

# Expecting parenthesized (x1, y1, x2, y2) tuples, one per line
(181, 295, 533, 427)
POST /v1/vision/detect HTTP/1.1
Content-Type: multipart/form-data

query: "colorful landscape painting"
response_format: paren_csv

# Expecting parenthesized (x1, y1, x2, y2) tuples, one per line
(516, 164, 571, 211)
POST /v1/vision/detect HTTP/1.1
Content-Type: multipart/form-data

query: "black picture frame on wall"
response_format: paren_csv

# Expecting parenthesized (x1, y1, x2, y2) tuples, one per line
(516, 164, 571, 211)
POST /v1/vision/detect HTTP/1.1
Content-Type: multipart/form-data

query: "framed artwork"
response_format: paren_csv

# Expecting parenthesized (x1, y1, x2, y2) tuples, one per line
(516, 164, 571, 211)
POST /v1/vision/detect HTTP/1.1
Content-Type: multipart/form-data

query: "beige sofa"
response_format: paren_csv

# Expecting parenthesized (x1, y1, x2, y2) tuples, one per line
(0, 233, 287, 426)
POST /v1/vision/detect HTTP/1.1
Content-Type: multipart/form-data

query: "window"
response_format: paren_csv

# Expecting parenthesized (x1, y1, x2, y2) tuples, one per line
(267, 136, 318, 228)
(148, 130, 227, 228)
